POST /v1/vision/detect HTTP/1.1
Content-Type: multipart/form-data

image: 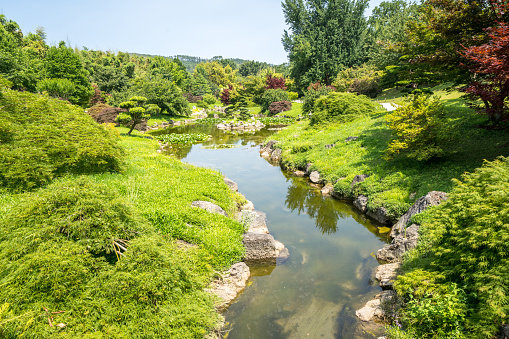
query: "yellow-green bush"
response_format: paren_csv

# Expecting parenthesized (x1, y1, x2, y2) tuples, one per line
(310, 92, 380, 125)
(0, 84, 123, 192)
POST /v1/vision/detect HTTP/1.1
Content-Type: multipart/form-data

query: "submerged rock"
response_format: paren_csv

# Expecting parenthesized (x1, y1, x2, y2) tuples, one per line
(191, 201, 228, 217)
(294, 170, 305, 177)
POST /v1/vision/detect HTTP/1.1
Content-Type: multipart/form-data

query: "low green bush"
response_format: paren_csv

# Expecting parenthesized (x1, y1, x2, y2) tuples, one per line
(302, 84, 336, 115)
(310, 92, 380, 125)
(0, 83, 123, 192)
(259, 89, 290, 113)
(385, 94, 450, 161)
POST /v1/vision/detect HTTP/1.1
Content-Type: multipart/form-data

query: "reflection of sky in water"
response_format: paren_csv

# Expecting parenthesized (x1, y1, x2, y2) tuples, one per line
(160, 124, 388, 338)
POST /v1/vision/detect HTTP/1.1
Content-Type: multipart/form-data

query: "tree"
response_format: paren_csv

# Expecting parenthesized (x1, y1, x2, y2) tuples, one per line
(265, 74, 287, 90)
(44, 42, 93, 106)
(36, 78, 75, 99)
(238, 60, 271, 77)
(116, 96, 150, 135)
(282, 0, 369, 92)
(461, 23, 509, 123)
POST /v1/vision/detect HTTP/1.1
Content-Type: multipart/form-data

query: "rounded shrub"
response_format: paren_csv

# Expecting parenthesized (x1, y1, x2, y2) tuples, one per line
(0, 85, 123, 192)
(310, 92, 379, 125)
(259, 89, 290, 113)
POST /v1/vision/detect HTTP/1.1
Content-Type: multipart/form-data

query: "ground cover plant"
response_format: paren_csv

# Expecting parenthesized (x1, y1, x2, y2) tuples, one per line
(0, 129, 246, 338)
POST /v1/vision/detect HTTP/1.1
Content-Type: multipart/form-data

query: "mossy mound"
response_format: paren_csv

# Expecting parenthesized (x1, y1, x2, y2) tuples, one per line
(0, 83, 123, 192)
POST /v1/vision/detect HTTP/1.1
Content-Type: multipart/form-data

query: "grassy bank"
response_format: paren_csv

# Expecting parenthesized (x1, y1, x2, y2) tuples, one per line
(268, 86, 509, 221)
(0, 119, 246, 337)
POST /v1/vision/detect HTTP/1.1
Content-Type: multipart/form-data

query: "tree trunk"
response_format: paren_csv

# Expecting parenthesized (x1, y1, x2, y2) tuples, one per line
(127, 122, 136, 135)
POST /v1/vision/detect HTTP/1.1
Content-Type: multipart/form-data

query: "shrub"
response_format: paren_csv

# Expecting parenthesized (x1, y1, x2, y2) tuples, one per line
(288, 91, 299, 100)
(259, 89, 290, 113)
(310, 92, 379, 125)
(0, 85, 123, 192)
(36, 78, 75, 100)
(302, 83, 336, 115)
(87, 103, 111, 119)
(385, 94, 450, 161)
(202, 93, 217, 105)
(265, 74, 287, 90)
(268, 100, 292, 116)
(420, 157, 509, 337)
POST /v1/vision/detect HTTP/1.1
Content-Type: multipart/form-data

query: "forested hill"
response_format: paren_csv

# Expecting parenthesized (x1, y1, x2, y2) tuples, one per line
(130, 53, 261, 72)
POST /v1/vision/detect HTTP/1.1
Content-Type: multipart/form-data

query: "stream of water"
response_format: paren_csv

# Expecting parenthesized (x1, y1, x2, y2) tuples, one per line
(155, 125, 389, 338)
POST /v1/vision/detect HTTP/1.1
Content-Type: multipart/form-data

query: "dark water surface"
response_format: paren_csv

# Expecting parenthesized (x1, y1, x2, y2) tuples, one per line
(157, 125, 389, 338)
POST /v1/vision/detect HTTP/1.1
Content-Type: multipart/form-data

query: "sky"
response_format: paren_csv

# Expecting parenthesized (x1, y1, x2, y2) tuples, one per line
(1, 0, 384, 65)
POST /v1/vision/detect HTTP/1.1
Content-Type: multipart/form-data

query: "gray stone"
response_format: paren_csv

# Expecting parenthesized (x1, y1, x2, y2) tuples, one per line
(238, 210, 269, 234)
(390, 191, 447, 238)
(305, 163, 313, 174)
(499, 324, 509, 339)
(356, 290, 397, 322)
(242, 232, 287, 261)
(260, 140, 278, 154)
(351, 174, 370, 189)
(270, 148, 282, 163)
(345, 136, 358, 142)
(241, 200, 254, 211)
(367, 206, 391, 224)
(375, 263, 401, 289)
(261, 151, 270, 158)
(294, 170, 306, 177)
(309, 171, 322, 184)
(206, 262, 250, 309)
(354, 195, 368, 213)
(377, 224, 420, 263)
(321, 184, 334, 195)
(223, 177, 238, 192)
(191, 201, 227, 217)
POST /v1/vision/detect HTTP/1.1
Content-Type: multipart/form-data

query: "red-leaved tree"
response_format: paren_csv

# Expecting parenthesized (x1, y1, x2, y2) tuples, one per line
(265, 74, 287, 90)
(461, 22, 509, 122)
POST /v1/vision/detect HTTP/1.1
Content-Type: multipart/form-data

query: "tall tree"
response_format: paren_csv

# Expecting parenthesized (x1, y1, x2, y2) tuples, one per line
(282, 0, 369, 92)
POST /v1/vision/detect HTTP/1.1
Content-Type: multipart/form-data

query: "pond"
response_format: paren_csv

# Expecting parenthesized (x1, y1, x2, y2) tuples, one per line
(153, 124, 389, 338)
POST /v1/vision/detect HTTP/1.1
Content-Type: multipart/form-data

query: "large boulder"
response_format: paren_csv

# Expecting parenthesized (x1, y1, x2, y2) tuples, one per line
(207, 262, 250, 309)
(351, 174, 370, 190)
(270, 148, 282, 163)
(390, 191, 447, 238)
(354, 195, 368, 213)
(238, 210, 269, 234)
(309, 171, 322, 184)
(377, 224, 420, 262)
(260, 140, 278, 155)
(242, 232, 288, 261)
(191, 201, 228, 217)
(375, 263, 401, 289)
(223, 177, 238, 192)
(367, 206, 391, 225)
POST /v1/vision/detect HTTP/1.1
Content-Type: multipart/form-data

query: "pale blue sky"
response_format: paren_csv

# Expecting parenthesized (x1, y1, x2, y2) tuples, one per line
(1, 0, 384, 65)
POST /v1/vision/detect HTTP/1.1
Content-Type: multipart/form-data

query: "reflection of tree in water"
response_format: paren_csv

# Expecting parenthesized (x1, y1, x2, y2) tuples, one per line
(285, 180, 349, 234)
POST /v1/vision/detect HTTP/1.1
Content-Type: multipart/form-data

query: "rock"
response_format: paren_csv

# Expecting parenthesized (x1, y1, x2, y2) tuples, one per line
(345, 136, 358, 142)
(261, 151, 270, 158)
(325, 143, 335, 149)
(294, 170, 305, 177)
(321, 184, 334, 195)
(238, 210, 269, 234)
(375, 263, 401, 289)
(356, 290, 397, 322)
(207, 262, 250, 309)
(260, 140, 278, 154)
(223, 177, 238, 192)
(367, 206, 391, 224)
(270, 148, 282, 163)
(351, 174, 370, 190)
(390, 191, 447, 238)
(216, 123, 227, 129)
(191, 201, 227, 217)
(309, 171, 322, 184)
(242, 232, 288, 261)
(241, 200, 254, 211)
(376, 224, 420, 262)
(354, 195, 368, 213)
(214, 113, 219, 119)
(305, 163, 313, 175)
(500, 324, 509, 339)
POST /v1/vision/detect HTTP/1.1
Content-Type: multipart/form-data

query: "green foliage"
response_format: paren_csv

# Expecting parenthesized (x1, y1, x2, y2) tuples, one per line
(259, 117, 296, 125)
(282, 0, 369, 91)
(311, 92, 379, 125)
(259, 89, 290, 113)
(202, 93, 217, 105)
(0, 85, 123, 192)
(44, 42, 93, 106)
(385, 94, 450, 161)
(333, 64, 384, 98)
(36, 78, 75, 99)
(287, 91, 299, 100)
(302, 84, 336, 114)
(117, 96, 150, 135)
(155, 133, 210, 145)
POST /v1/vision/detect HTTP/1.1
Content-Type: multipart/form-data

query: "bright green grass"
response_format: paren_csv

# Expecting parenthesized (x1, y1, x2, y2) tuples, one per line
(270, 92, 509, 221)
